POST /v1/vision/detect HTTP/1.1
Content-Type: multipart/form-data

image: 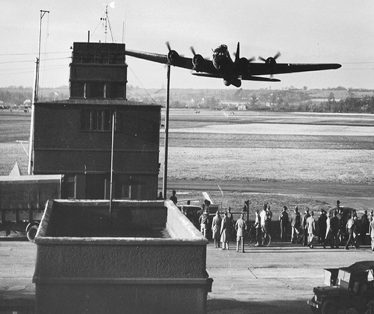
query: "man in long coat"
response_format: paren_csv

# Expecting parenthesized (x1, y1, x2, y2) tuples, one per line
(235, 213, 246, 253)
(306, 211, 316, 248)
(211, 211, 222, 248)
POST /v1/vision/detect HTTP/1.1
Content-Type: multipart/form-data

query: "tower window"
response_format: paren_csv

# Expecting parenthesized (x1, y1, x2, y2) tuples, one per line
(81, 109, 115, 131)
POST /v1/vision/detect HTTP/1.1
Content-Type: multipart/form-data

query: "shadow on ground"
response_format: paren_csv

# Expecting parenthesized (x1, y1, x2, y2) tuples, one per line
(208, 298, 309, 314)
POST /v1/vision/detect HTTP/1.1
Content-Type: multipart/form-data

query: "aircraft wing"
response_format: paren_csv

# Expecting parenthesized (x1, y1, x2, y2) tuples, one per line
(125, 49, 194, 70)
(248, 62, 341, 76)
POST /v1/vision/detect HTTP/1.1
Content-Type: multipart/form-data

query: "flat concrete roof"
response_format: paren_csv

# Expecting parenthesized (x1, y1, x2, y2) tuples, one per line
(1, 241, 374, 313)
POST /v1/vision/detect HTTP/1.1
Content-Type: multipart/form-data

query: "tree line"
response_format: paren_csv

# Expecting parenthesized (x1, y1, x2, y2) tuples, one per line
(288, 96, 374, 114)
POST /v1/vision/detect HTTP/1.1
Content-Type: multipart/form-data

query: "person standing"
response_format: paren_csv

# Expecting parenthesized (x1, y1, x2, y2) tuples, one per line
(235, 213, 247, 253)
(254, 209, 262, 247)
(266, 204, 273, 221)
(360, 210, 369, 245)
(329, 210, 340, 248)
(227, 207, 235, 241)
(317, 209, 327, 246)
(262, 204, 272, 246)
(265, 204, 273, 236)
(220, 212, 230, 250)
(291, 206, 301, 244)
(324, 211, 331, 249)
(211, 211, 222, 248)
(338, 208, 347, 246)
(345, 214, 358, 250)
(302, 209, 311, 246)
(260, 205, 267, 245)
(279, 206, 289, 241)
(199, 210, 209, 239)
(170, 190, 177, 205)
(369, 211, 374, 251)
(306, 211, 316, 248)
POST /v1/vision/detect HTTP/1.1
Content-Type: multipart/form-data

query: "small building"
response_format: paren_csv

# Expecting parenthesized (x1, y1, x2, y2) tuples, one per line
(32, 42, 161, 200)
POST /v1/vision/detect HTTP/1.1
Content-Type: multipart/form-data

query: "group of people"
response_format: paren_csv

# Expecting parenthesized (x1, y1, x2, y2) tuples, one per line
(279, 200, 374, 250)
(202, 199, 374, 251)
(171, 190, 374, 251)
(201, 208, 247, 253)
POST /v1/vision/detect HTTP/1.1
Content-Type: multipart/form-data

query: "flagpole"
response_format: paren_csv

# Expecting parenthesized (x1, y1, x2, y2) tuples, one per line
(109, 111, 116, 215)
(162, 65, 171, 200)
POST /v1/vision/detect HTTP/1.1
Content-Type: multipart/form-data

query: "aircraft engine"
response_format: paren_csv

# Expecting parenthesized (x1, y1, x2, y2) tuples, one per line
(166, 41, 179, 65)
(192, 54, 205, 72)
(167, 50, 179, 65)
(259, 52, 281, 66)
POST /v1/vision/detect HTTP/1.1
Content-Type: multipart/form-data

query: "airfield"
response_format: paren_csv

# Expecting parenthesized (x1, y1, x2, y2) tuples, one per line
(1, 109, 374, 313)
(1, 241, 374, 313)
(157, 109, 374, 213)
(1, 108, 374, 216)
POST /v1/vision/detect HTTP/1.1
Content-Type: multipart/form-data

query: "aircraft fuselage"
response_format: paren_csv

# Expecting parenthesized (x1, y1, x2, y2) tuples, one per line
(212, 45, 241, 87)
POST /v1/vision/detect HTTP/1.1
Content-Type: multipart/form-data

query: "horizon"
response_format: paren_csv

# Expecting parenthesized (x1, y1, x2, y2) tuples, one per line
(1, 85, 374, 92)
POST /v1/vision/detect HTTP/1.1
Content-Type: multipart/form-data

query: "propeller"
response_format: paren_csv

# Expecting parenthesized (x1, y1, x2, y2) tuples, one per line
(190, 46, 205, 72)
(258, 52, 281, 77)
(258, 52, 281, 65)
(166, 41, 172, 52)
(165, 41, 179, 65)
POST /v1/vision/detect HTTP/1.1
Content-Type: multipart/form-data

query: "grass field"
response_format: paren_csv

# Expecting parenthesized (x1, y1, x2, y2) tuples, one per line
(160, 147, 374, 184)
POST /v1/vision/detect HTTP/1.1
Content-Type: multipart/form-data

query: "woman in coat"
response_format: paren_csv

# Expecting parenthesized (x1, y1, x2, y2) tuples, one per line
(211, 211, 222, 248)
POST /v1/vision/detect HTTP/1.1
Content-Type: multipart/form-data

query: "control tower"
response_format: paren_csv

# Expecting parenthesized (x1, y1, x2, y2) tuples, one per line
(32, 42, 161, 200)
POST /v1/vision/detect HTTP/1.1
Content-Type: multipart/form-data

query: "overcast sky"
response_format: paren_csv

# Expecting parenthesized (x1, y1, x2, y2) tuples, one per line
(0, 0, 373, 89)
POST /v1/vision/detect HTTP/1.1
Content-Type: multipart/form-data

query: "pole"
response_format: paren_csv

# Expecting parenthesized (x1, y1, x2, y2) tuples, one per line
(36, 10, 49, 102)
(162, 65, 171, 200)
(109, 111, 116, 215)
(104, 5, 108, 43)
(27, 58, 39, 175)
(28, 10, 48, 174)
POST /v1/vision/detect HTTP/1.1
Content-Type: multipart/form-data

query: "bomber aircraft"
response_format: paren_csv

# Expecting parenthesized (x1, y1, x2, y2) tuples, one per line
(124, 42, 341, 87)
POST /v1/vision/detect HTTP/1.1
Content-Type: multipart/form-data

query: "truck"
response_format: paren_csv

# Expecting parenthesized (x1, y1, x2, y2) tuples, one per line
(0, 175, 63, 240)
(307, 261, 374, 314)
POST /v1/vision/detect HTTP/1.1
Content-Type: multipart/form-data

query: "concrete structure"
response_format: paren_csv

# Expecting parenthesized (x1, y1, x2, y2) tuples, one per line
(33, 199, 212, 314)
(32, 42, 161, 200)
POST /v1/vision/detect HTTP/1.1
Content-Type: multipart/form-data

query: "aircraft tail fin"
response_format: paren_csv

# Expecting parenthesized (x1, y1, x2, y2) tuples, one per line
(235, 42, 240, 63)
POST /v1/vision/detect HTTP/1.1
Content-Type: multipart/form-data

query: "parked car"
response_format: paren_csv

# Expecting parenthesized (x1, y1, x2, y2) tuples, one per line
(307, 261, 374, 313)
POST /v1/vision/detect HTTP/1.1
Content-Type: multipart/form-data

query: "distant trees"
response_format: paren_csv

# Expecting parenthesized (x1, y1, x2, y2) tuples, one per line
(0, 87, 69, 106)
(295, 96, 374, 114)
(1, 85, 373, 114)
(0, 87, 32, 105)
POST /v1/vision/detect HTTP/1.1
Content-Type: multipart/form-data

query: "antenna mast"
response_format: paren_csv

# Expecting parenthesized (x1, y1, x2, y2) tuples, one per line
(36, 9, 50, 102)
(100, 4, 114, 43)
(28, 9, 50, 175)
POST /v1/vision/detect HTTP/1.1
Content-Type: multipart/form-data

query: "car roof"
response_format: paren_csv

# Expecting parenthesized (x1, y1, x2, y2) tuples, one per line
(340, 261, 374, 273)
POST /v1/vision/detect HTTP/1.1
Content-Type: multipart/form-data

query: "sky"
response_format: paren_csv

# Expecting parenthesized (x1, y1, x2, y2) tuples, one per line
(0, 0, 373, 90)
